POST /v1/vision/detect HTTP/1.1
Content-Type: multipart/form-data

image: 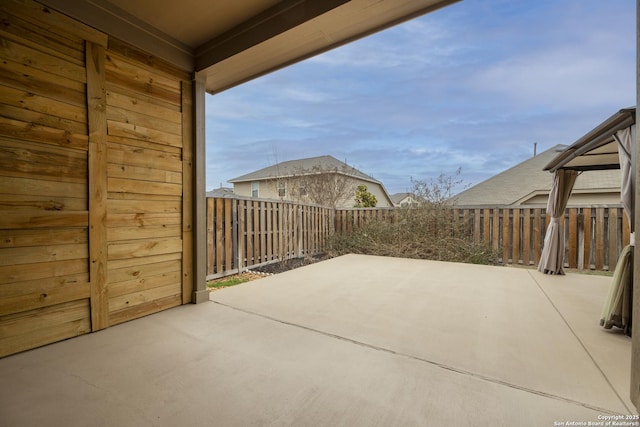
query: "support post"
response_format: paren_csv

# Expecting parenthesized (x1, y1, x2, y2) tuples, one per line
(86, 41, 109, 330)
(632, 0, 640, 410)
(192, 71, 210, 303)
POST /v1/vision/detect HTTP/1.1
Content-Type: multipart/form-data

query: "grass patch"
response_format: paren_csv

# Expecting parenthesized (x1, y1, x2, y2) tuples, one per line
(207, 276, 249, 289)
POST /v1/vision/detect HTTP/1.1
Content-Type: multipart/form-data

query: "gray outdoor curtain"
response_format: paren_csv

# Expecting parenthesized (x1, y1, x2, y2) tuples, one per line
(601, 125, 634, 335)
(537, 169, 578, 275)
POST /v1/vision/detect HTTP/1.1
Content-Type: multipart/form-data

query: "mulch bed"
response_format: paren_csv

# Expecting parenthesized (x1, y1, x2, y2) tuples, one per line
(207, 254, 330, 292)
(249, 254, 329, 274)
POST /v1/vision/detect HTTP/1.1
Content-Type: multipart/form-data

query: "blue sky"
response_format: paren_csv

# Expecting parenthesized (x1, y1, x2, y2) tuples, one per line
(205, 0, 635, 195)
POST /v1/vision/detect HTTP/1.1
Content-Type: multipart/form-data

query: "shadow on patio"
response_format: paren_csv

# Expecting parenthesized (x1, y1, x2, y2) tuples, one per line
(0, 254, 634, 426)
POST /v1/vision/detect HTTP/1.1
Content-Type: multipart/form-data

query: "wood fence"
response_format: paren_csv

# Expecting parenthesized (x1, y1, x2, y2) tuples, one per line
(335, 205, 630, 271)
(206, 197, 334, 278)
(207, 197, 629, 278)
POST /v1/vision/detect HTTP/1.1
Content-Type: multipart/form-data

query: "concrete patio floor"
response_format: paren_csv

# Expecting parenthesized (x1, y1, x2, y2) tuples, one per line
(0, 254, 635, 426)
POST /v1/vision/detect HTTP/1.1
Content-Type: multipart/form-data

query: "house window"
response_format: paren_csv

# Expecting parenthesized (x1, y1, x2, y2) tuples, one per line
(278, 182, 286, 197)
(299, 186, 307, 196)
(251, 182, 259, 198)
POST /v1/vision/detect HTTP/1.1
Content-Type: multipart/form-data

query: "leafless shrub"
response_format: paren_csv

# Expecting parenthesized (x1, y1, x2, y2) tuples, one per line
(328, 170, 500, 265)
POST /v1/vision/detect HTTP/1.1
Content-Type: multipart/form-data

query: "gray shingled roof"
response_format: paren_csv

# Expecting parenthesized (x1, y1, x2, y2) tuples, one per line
(390, 192, 415, 204)
(228, 155, 380, 184)
(452, 144, 621, 206)
(206, 187, 235, 198)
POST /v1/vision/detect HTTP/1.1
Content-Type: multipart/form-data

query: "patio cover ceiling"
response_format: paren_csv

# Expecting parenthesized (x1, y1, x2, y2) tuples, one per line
(39, 0, 459, 94)
(544, 107, 636, 172)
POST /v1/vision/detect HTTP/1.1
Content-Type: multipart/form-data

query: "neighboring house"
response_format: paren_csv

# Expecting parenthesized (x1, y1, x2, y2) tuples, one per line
(206, 187, 235, 198)
(391, 192, 421, 207)
(229, 155, 394, 208)
(452, 144, 621, 207)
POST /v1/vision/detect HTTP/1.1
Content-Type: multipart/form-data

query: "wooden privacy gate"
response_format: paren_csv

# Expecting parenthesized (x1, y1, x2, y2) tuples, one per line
(0, 0, 193, 357)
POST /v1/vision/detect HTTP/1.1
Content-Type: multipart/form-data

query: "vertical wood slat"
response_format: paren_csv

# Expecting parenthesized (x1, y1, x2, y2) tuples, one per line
(595, 208, 605, 270)
(277, 202, 284, 259)
(502, 208, 510, 263)
(215, 199, 223, 273)
(297, 206, 303, 257)
(253, 201, 260, 264)
(266, 202, 272, 262)
(623, 209, 631, 247)
(86, 41, 108, 331)
(259, 201, 266, 263)
(608, 208, 618, 271)
(522, 208, 531, 265)
(303, 206, 309, 256)
(583, 208, 592, 269)
(273, 201, 280, 260)
(206, 198, 214, 275)
(577, 208, 585, 270)
(492, 209, 500, 252)
(288, 204, 294, 257)
(246, 202, 253, 266)
(236, 200, 244, 271)
(533, 208, 543, 265)
(568, 209, 578, 269)
(224, 198, 232, 272)
(512, 208, 520, 264)
(473, 208, 481, 241)
(483, 208, 490, 245)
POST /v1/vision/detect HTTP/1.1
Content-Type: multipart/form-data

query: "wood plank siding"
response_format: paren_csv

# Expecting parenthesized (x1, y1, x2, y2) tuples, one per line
(0, 0, 194, 357)
(104, 37, 190, 326)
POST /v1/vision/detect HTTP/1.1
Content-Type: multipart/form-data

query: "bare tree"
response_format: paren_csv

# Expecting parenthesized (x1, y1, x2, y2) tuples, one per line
(272, 164, 358, 208)
(410, 167, 465, 208)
